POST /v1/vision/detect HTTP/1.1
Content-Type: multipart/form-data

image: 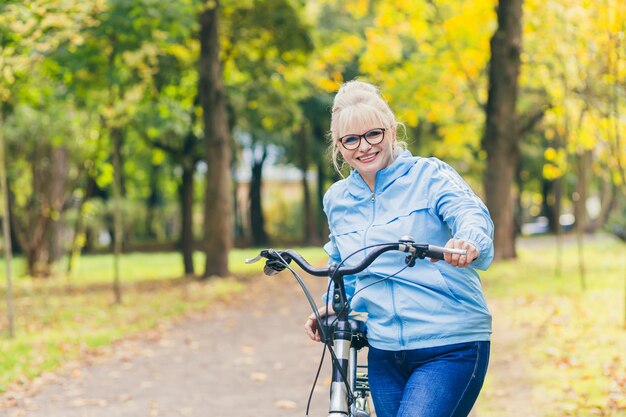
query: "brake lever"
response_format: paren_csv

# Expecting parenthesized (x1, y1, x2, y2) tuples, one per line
(244, 254, 263, 264)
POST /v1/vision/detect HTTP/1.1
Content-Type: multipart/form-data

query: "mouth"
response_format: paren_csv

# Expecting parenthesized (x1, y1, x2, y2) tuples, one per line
(357, 152, 379, 164)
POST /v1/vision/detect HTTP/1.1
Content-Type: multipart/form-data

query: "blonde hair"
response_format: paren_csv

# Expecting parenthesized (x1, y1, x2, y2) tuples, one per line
(328, 80, 407, 174)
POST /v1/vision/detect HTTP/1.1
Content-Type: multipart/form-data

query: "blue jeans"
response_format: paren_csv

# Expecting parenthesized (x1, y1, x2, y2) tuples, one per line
(367, 341, 490, 417)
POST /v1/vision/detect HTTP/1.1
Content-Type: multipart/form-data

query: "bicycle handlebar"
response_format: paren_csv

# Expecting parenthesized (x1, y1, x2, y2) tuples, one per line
(244, 236, 468, 414)
(245, 236, 467, 278)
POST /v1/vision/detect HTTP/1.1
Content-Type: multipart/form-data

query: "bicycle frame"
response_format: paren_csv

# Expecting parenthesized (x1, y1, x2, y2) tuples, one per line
(246, 237, 467, 417)
(325, 267, 368, 416)
(319, 311, 370, 416)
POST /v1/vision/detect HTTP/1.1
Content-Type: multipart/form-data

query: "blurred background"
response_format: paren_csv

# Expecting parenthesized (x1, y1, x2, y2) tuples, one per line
(0, 0, 624, 415)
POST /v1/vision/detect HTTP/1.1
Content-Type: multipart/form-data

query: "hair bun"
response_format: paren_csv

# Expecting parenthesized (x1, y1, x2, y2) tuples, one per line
(332, 80, 380, 113)
(336, 80, 379, 98)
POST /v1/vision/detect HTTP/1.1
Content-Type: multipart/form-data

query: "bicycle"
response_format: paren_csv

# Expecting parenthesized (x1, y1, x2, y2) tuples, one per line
(245, 236, 467, 417)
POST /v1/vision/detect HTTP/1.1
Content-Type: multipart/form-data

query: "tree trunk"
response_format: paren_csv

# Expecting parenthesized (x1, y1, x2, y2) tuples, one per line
(574, 150, 590, 289)
(514, 160, 523, 236)
(587, 173, 616, 232)
(233, 169, 244, 243)
(180, 162, 195, 276)
(542, 178, 562, 234)
(298, 128, 317, 245)
(11, 141, 68, 277)
(199, 0, 232, 278)
(554, 175, 564, 277)
(249, 145, 268, 246)
(21, 206, 51, 277)
(145, 163, 160, 240)
(316, 158, 328, 243)
(481, 0, 523, 260)
(0, 108, 15, 337)
(67, 175, 96, 275)
(48, 147, 69, 264)
(111, 127, 123, 304)
(574, 149, 592, 233)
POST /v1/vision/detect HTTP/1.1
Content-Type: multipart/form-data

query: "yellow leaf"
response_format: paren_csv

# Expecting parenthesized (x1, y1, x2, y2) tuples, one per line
(261, 117, 275, 130)
(544, 147, 557, 161)
(402, 109, 418, 127)
(543, 164, 562, 180)
(152, 149, 166, 165)
(318, 78, 339, 93)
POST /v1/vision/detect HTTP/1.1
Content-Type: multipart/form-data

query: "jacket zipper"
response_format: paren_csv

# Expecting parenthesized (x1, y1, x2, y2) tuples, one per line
(365, 180, 406, 347)
(362, 185, 376, 260)
(363, 181, 405, 345)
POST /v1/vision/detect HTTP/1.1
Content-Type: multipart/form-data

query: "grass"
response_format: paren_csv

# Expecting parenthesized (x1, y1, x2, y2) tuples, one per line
(2, 247, 326, 284)
(0, 247, 326, 393)
(477, 234, 626, 417)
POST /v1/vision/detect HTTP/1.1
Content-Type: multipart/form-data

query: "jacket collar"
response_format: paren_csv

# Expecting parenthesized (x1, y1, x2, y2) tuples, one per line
(347, 150, 417, 198)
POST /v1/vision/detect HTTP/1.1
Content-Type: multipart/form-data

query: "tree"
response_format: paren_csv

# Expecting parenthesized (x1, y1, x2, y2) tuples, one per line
(0, 0, 101, 276)
(199, 0, 232, 278)
(520, 0, 625, 236)
(299, 93, 334, 244)
(0, 102, 15, 338)
(248, 142, 269, 246)
(46, 0, 199, 285)
(481, 0, 523, 260)
(137, 99, 202, 276)
(222, 0, 312, 246)
(3, 103, 88, 276)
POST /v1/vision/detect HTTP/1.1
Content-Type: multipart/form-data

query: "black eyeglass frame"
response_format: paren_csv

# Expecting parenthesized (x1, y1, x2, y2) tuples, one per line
(337, 128, 386, 150)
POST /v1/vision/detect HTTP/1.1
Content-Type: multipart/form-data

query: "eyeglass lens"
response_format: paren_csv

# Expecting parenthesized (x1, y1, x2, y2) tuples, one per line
(340, 128, 385, 150)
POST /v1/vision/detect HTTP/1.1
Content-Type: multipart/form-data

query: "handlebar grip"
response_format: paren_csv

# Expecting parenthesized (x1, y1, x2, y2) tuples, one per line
(425, 250, 445, 260)
(425, 245, 467, 261)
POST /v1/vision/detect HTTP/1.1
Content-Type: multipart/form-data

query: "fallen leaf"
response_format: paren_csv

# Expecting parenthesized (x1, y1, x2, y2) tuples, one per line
(240, 345, 255, 355)
(274, 400, 297, 409)
(250, 372, 268, 381)
(118, 394, 132, 402)
(180, 407, 193, 416)
(70, 398, 108, 407)
(233, 357, 255, 366)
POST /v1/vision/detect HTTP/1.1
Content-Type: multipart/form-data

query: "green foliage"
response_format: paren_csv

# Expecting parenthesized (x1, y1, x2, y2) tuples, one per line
(71, 198, 183, 251)
(225, 0, 315, 151)
(264, 190, 306, 243)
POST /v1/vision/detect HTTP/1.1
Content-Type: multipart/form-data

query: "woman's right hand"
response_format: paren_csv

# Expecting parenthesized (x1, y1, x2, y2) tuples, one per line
(305, 305, 329, 342)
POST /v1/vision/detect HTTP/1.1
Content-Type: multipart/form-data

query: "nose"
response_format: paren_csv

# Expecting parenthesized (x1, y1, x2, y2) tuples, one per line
(358, 137, 372, 152)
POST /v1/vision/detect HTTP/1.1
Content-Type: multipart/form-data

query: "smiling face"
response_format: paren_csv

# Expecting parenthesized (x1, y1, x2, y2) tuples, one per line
(336, 106, 396, 188)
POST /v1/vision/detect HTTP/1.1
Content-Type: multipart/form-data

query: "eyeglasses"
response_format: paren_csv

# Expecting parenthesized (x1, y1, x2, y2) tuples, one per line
(338, 128, 386, 150)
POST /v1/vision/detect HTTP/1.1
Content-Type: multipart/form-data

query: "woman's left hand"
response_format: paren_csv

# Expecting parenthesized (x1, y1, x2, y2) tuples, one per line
(431, 239, 479, 268)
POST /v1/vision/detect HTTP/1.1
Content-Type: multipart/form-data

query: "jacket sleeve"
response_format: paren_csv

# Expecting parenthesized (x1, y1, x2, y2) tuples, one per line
(321, 187, 356, 305)
(427, 158, 495, 270)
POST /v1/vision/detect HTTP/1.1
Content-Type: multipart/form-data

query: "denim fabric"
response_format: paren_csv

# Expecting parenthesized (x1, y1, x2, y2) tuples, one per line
(367, 341, 490, 417)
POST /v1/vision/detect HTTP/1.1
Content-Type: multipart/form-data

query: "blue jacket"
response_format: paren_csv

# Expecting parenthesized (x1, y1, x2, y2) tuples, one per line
(322, 151, 493, 350)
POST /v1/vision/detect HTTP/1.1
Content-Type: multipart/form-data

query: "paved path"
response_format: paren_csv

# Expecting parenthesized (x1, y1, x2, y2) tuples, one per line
(0, 272, 537, 417)
(1, 274, 334, 417)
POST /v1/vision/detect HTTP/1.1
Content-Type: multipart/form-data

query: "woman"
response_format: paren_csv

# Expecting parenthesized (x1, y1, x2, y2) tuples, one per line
(305, 80, 494, 417)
